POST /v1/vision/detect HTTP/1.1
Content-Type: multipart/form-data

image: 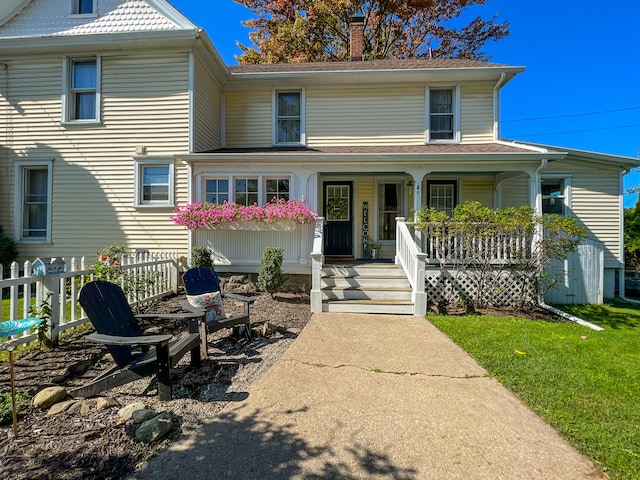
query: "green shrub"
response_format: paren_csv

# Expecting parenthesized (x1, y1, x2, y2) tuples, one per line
(190, 246, 214, 269)
(0, 226, 18, 277)
(0, 389, 29, 425)
(257, 246, 288, 298)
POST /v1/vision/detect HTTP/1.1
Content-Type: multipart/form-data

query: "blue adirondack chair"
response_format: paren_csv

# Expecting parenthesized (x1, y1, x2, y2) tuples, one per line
(70, 281, 204, 401)
(181, 267, 254, 338)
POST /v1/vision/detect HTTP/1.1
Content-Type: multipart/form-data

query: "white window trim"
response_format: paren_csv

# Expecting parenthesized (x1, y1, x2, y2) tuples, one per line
(134, 158, 175, 208)
(69, 0, 97, 16)
(541, 175, 572, 215)
(61, 55, 102, 125)
(197, 174, 294, 205)
(14, 160, 53, 243)
(272, 88, 306, 146)
(425, 85, 460, 144)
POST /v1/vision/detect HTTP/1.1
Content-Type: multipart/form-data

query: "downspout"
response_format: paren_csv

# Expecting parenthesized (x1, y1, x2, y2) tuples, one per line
(534, 157, 605, 330)
(493, 72, 506, 141)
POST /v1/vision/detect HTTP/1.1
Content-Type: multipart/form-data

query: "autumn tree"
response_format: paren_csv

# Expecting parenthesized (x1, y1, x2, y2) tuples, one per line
(235, 0, 509, 64)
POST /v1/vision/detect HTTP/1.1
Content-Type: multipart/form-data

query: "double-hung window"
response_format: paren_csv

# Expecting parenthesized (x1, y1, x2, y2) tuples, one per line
(15, 162, 52, 242)
(428, 87, 458, 142)
(64, 57, 100, 123)
(541, 177, 570, 215)
(275, 90, 304, 145)
(134, 159, 174, 207)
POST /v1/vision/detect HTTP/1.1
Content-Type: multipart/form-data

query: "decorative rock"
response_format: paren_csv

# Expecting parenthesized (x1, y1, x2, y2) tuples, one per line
(99, 353, 114, 364)
(47, 400, 77, 416)
(50, 374, 69, 384)
(66, 360, 94, 376)
(144, 326, 164, 335)
(96, 397, 121, 411)
(118, 402, 148, 422)
(33, 387, 67, 409)
(261, 322, 279, 337)
(131, 408, 158, 424)
(67, 399, 95, 415)
(135, 412, 173, 443)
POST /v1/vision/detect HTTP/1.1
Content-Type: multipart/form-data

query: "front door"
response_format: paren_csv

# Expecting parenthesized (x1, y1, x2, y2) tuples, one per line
(324, 182, 353, 256)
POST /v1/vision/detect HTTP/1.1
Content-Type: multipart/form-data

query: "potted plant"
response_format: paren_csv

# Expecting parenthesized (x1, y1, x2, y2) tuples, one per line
(368, 241, 382, 259)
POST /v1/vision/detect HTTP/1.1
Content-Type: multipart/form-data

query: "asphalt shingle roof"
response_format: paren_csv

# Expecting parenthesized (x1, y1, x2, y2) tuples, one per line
(228, 58, 510, 74)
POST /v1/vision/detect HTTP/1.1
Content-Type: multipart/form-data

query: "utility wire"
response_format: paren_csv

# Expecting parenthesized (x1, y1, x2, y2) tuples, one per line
(503, 106, 640, 123)
(512, 123, 640, 138)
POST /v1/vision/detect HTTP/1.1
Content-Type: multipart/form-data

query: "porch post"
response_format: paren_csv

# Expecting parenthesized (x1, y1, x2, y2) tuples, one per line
(310, 217, 325, 313)
(405, 170, 429, 221)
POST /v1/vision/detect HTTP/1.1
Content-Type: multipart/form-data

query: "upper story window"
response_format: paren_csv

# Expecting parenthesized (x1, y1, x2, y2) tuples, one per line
(15, 161, 52, 242)
(541, 177, 571, 215)
(134, 159, 175, 207)
(73, 0, 95, 15)
(63, 57, 101, 123)
(427, 87, 459, 143)
(274, 90, 305, 145)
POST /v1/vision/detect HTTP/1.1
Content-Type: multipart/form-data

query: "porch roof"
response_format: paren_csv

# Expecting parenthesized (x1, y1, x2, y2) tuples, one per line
(181, 142, 566, 166)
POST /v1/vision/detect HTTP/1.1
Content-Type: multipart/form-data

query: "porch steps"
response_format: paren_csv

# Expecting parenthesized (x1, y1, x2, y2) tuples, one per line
(320, 263, 414, 315)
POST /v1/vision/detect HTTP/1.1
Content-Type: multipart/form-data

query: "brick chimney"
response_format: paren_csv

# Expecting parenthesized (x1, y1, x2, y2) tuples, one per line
(349, 16, 364, 61)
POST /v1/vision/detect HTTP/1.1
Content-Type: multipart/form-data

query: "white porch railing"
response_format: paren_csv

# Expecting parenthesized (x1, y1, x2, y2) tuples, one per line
(395, 218, 427, 316)
(420, 225, 532, 264)
(310, 217, 325, 313)
(1, 251, 178, 349)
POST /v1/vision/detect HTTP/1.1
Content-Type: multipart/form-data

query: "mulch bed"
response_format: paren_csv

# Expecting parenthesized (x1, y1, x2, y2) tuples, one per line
(1, 290, 312, 480)
(0, 288, 563, 480)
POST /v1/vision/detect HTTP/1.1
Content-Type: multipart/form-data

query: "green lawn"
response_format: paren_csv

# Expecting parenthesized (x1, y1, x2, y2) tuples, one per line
(429, 300, 640, 480)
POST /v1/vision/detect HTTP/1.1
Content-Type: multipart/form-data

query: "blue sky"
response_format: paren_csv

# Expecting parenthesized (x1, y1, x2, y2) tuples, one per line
(169, 0, 640, 206)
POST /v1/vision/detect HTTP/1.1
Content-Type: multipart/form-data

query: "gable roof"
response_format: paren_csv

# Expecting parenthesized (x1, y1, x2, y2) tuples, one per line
(0, 0, 195, 39)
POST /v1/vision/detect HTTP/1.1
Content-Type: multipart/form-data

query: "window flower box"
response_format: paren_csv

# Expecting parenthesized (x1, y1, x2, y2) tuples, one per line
(171, 199, 317, 230)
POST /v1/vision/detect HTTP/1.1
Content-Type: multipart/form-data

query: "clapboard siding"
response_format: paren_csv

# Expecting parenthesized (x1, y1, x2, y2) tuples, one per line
(460, 85, 494, 144)
(544, 161, 622, 265)
(500, 175, 530, 208)
(307, 88, 425, 146)
(461, 177, 494, 207)
(193, 58, 221, 152)
(225, 90, 272, 147)
(1, 53, 192, 261)
(356, 178, 375, 258)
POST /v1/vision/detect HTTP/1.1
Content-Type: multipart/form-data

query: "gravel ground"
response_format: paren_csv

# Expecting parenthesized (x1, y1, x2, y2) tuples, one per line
(0, 290, 312, 480)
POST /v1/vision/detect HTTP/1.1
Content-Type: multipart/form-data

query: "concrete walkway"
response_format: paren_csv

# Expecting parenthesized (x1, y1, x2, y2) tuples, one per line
(141, 313, 604, 479)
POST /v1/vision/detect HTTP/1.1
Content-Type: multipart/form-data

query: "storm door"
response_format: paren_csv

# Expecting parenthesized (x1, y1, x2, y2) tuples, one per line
(324, 182, 353, 256)
(378, 182, 403, 243)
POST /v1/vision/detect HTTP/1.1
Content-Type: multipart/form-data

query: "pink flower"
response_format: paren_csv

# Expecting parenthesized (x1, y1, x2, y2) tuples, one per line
(171, 199, 317, 230)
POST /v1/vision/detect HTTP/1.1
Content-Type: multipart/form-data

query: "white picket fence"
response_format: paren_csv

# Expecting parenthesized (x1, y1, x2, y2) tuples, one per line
(0, 252, 179, 349)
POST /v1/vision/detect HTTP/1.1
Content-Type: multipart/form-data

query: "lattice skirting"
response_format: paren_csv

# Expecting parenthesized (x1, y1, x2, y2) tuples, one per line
(425, 268, 536, 307)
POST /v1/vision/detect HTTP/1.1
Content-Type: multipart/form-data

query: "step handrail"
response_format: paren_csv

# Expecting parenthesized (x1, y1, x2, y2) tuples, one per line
(395, 217, 427, 316)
